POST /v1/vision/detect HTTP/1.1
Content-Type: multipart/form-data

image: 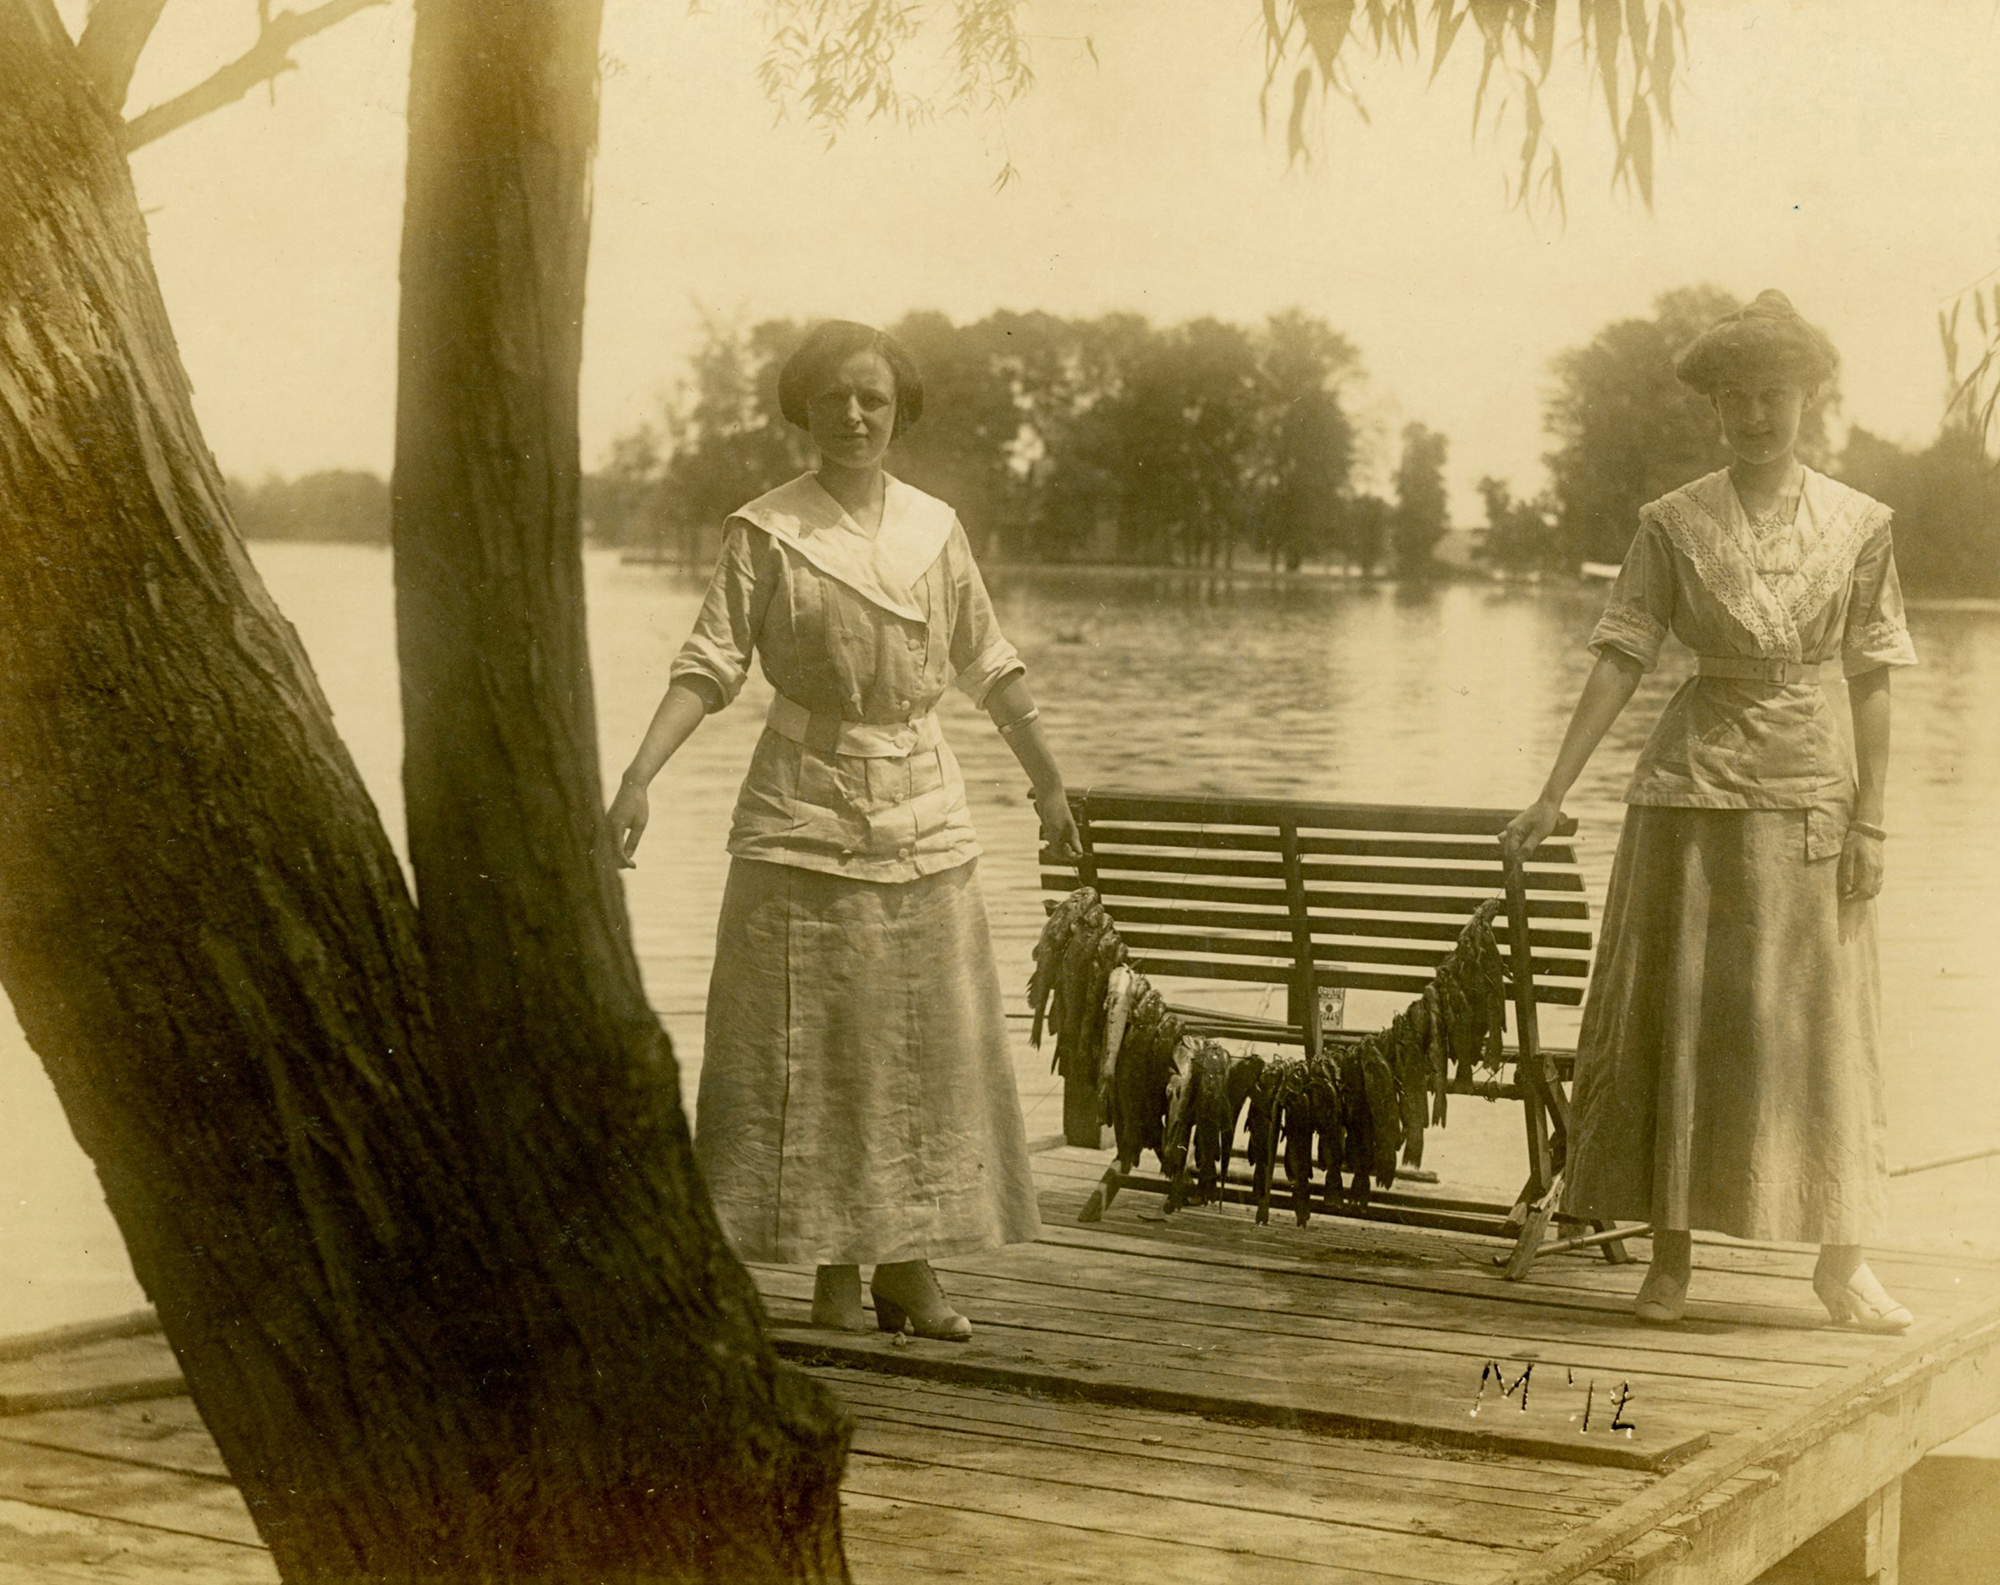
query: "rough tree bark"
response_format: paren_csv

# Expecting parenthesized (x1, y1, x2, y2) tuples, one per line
(0, 3, 849, 1579)
(390, 0, 852, 1578)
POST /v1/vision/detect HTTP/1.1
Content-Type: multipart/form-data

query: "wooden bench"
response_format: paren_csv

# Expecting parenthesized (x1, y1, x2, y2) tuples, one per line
(1042, 787, 1630, 1277)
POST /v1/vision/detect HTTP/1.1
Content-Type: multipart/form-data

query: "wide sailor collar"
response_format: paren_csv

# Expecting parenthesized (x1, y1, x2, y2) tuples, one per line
(1642, 466, 1888, 660)
(729, 472, 954, 623)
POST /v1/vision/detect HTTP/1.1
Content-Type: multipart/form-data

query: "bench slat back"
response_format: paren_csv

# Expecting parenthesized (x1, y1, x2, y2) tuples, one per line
(1043, 788, 1592, 1010)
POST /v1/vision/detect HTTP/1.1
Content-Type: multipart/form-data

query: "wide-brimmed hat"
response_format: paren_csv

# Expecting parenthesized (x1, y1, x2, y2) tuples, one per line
(1674, 290, 1838, 394)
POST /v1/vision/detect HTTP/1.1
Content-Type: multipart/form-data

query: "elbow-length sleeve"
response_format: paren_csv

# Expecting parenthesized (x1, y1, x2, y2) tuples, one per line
(1841, 521, 1920, 676)
(945, 523, 1026, 708)
(1588, 519, 1675, 673)
(668, 519, 780, 712)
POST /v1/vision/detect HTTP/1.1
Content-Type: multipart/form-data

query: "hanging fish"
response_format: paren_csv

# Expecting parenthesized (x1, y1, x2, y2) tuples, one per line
(1158, 1035, 1200, 1185)
(1422, 984, 1449, 1127)
(1097, 964, 1141, 1108)
(1468, 913, 1509, 1070)
(1246, 1058, 1291, 1226)
(1082, 1001, 1180, 1224)
(1337, 1045, 1375, 1204)
(1184, 1042, 1233, 1207)
(1436, 959, 1479, 1088)
(1051, 901, 1109, 1075)
(1393, 1003, 1431, 1169)
(1312, 1048, 1344, 1200)
(1217, 1051, 1267, 1190)
(1356, 1035, 1402, 1189)
(1310, 1052, 1345, 1210)
(1278, 1062, 1316, 1227)
(1028, 887, 1098, 1048)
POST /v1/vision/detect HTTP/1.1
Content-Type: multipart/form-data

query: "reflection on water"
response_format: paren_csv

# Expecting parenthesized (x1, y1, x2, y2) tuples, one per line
(4, 546, 1998, 1329)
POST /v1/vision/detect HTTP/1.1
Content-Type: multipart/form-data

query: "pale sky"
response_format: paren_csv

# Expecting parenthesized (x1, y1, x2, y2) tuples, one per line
(81, 0, 2000, 520)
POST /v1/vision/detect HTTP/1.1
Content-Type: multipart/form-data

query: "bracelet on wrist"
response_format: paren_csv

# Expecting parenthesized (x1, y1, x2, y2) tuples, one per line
(996, 706, 1041, 737)
(1849, 819, 1887, 841)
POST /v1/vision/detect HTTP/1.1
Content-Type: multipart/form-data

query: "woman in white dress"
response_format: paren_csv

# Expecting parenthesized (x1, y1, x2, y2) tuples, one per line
(606, 321, 1081, 1340)
(1503, 292, 1918, 1330)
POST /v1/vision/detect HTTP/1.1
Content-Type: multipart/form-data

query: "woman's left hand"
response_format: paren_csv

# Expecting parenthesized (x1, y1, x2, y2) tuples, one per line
(1838, 828, 1884, 902)
(1035, 787, 1083, 864)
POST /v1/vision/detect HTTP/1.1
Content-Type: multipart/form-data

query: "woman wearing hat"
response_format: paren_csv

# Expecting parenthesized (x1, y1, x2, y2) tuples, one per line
(1503, 291, 1919, 1329)
(605, 320, 1080, 1340)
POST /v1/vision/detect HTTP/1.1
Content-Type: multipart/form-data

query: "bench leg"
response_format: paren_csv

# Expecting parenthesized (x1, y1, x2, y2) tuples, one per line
(1596, 1220, 1634, 1264)
(1501, 1172, 1564, 1280)
(1077, 1165, 1123, 1224)
(1864, 1474, 1902, 1585)
(1063, 1064, 1104, 1148)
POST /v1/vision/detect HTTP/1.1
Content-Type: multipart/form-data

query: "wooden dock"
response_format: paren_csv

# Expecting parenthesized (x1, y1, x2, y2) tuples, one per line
(4, 1145, 1998, 1583)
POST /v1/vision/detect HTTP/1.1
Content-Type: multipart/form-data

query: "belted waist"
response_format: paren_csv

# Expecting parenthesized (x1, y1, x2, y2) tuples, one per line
(765, 691, 941, 759)
(1694, 655, 1833, 685)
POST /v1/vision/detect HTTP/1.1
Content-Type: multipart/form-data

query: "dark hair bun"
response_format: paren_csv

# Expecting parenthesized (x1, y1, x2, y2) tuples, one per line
(777, 321, 925, 438)
(1675, 290, 1838, 394)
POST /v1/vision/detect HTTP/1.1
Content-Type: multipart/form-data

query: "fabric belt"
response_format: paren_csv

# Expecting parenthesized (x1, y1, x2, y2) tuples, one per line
(766, 691, 941, 759)
(1694, 655, 1831, 684)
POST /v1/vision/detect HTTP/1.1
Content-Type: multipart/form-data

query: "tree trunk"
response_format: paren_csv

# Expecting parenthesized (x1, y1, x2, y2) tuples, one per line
(0, 6, 848, 1580)
(391, 1, 851, 1580)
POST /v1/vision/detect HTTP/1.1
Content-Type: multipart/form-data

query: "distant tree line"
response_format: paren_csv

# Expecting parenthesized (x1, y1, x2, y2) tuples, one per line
(228, 469, 390, 543)
(230, 291, 1999, 597)
(597, 309, 1456, 576)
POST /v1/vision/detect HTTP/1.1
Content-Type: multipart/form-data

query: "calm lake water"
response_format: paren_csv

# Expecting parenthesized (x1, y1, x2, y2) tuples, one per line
(4, 543, 1998, 1333)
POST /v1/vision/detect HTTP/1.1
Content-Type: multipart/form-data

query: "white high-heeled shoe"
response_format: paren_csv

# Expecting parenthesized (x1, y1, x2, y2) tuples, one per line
(1813, 1259, 1913, 1334)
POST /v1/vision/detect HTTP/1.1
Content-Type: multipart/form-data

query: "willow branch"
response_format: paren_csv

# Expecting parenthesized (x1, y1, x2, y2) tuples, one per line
(121, 0, 384, 151)
(75, 0, 171, 111)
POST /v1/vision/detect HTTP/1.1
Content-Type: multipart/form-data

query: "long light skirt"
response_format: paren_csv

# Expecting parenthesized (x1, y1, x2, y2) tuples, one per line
(694, 857, 1043, 1265)
(1562, 807, 1888, 1244)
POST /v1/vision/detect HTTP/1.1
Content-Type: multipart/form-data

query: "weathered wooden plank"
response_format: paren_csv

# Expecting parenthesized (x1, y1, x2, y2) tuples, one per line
(0, 1438, 257, 1548)
(841, 1451, 1520, 1585)
(1488, 1312, 2000, 1585)
(1122, 953, 1587, 1004)
(1024, 1216, 1888, 1366)
(1068, 847, 1588, 894)
(811, 1367, 1653, 1493)
(0, 1398, 226, 1482)
(1067, 825, 1583, 866)
(841, 1489, 1378, 1585)
(0, 1497, 274, 1584)
(1065, 788, 1577, 839)
(1054, 897, 1596, 951)
(766, 1312, 1712, 1471)
(825, 1387, 1639, 1518)
(1111, 927, 1591, 978)
(850, 1415, 1582, 1546)
(770, 1257, 1836, 1391)
(0, 1313, 162, 1365)
(846, 1405, 1619, 1545)
(1065, 871, 1593, 920)
(760, 1278, 1800, 1430)
(0, 1336, 185, 1417)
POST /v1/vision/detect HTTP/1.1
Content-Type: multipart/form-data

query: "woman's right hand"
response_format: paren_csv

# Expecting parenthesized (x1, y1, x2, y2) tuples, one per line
(605, 780, 650, 869)
(1500, 797, 1563, 863)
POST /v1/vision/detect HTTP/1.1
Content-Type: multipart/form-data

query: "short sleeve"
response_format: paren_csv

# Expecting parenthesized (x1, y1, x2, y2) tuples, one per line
(1588, 519, 1675, 673)
(667, 520, 780, 712)
(945, 523, 1026, 707)
(1841, 522, 1919, 676)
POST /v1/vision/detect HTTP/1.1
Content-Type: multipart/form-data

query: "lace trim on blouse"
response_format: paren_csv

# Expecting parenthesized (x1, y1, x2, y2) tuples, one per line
(1781, 482, 1887, 633)
(1646, 489, 1796, 658)
(1843, 615, 1920, 675)
(1589, 600, 1668, 671)
(1643, 470, 1886, 661)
